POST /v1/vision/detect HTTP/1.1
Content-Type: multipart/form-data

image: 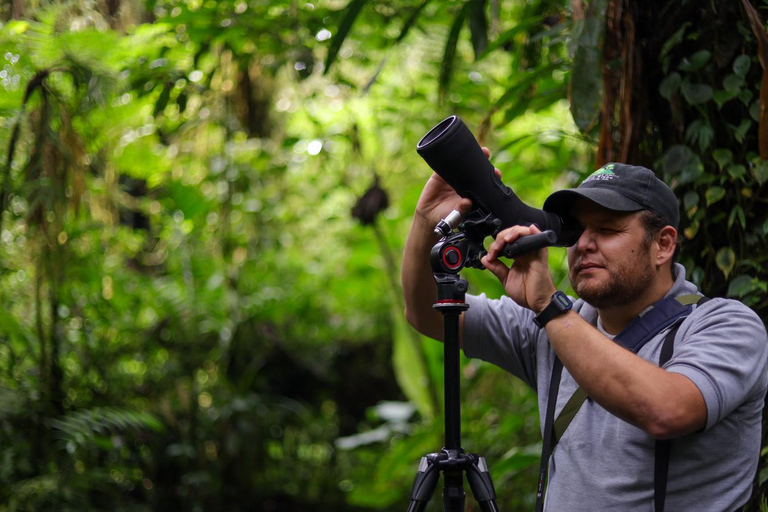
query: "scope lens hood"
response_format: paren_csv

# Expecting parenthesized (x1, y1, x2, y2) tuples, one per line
(417, 116, 461, 151)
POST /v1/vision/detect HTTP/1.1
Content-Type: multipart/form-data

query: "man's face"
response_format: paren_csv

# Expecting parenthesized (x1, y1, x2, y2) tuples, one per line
(566, 199, 656, 309)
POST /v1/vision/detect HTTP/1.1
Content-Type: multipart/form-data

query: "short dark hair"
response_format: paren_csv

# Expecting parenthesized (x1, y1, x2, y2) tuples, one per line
(638, 210, 682, 263)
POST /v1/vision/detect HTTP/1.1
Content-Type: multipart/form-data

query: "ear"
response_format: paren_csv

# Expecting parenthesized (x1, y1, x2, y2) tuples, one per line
(655, 226, 677, 266)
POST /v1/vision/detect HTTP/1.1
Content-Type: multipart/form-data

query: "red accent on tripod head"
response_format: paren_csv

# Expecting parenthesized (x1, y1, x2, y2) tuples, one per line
(442, 246, 463, 270)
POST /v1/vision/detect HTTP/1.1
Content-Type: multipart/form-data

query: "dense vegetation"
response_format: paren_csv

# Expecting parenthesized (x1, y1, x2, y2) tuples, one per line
(0, 1, 766, 511)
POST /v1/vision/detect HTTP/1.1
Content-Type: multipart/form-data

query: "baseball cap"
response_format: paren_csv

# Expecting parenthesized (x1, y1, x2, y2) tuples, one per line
(543, 163, 679, 229)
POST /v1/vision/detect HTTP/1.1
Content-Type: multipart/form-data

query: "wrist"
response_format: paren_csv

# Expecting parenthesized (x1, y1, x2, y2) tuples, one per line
(533, 291, 573, 328)
(532, 288, 560, 315)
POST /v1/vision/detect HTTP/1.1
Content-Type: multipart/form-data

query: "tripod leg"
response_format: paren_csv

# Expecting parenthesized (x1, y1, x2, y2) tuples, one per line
(407, 455, 441, 512)
(466, 455, 500, 512)
(442, 470, 466, 512)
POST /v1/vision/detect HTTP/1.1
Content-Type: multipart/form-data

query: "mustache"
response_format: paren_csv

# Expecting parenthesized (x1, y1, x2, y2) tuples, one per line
(570, 256, 607, 273)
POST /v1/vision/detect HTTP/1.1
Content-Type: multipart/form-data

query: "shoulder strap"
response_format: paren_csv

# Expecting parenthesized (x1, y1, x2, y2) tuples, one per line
(614, 295, 693, 353)
(535, 357, 563, 512)
(654, 296, 710, 512)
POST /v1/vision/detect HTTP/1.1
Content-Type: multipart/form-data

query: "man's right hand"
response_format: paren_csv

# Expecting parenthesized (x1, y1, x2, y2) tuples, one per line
(414, 147, 498, 229)
(402, 147, 500, 343)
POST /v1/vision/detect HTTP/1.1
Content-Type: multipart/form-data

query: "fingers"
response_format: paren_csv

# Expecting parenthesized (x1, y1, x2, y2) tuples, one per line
(485, 225, 539, 262)
(481, 253, 509, 283)
(457, 197, 473, 214)
(481, 147, 502, 179)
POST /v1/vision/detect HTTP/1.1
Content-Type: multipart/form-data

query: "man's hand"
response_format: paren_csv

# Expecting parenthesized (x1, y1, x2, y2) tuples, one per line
(415, 147, 501, 228)
(481, 224, 557, 314)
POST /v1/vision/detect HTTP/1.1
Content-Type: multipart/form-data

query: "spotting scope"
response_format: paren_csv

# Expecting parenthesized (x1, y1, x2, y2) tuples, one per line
(417, 116, 581, 247)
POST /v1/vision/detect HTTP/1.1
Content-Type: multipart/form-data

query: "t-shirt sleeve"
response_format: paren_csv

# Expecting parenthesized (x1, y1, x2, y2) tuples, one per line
(665, 298, 768, 430)
(463, 293, 542, 390)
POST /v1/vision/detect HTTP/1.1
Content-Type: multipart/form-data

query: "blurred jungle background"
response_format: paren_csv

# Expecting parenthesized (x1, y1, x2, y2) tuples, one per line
(1, 0, 767, 510)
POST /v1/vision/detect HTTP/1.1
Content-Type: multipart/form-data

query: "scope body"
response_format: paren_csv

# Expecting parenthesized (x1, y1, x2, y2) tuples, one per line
(417, 116, 581, 247)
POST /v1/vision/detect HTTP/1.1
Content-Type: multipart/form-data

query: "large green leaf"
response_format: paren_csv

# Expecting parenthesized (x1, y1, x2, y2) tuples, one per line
(438, 2, 471, 103)
(569, 0, 607, 133)
(323, 0, 368, 74)
(391, 307, 437, 419)
(468, 0, 489, 59)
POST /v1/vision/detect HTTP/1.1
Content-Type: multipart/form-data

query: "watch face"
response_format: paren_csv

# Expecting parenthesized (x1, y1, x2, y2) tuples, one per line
(554, 293, 571, 309)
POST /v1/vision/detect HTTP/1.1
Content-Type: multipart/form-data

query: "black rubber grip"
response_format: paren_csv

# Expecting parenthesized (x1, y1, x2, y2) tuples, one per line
(502, 230, 557, 259)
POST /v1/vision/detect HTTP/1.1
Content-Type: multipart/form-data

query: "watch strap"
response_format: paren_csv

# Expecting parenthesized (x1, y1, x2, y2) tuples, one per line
(534, 291, 573, 328)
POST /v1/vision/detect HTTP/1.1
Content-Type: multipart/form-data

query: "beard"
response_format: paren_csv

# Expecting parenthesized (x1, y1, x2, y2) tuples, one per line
(569, 243, 656, 309)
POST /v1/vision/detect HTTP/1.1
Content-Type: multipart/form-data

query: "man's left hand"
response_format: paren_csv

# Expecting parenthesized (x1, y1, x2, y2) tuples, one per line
(481, 224, 557, 313)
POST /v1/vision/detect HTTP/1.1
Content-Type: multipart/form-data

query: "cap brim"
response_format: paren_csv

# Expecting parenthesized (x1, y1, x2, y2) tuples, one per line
(543, 188, 645, 218)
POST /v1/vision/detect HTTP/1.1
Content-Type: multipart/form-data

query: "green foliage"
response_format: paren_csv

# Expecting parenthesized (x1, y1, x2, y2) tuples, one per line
(651, 2, 768, 317)
(569, 0, 607, 132)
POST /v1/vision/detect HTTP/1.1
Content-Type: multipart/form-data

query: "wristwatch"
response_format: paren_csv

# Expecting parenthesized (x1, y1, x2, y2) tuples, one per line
(534, 291, 573, 328)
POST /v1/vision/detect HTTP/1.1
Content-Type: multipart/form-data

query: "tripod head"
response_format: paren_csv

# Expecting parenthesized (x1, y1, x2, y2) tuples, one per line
(431, 208, 558, 279)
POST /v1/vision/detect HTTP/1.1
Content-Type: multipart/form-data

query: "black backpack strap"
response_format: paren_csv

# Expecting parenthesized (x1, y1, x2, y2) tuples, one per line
(654, 296, 710, 512)
(653, 320, 681, 512)
(535, 357, 563, 512)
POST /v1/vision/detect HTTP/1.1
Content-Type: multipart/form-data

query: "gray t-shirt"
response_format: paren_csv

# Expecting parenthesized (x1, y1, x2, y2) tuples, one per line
(464, 264, 768, 511)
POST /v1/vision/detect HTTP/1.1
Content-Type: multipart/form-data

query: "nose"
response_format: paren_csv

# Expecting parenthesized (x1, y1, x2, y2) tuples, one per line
(575, 228, 597, 253)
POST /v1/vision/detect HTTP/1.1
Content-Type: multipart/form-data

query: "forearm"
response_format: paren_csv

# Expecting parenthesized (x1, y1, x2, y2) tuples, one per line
(544, 311, 706, 438)
(402, 213, 444, 340)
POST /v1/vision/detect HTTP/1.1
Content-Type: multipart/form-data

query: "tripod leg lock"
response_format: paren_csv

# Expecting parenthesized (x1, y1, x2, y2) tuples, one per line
(407, 454, 442, 512)
(465, 454, 498, 503)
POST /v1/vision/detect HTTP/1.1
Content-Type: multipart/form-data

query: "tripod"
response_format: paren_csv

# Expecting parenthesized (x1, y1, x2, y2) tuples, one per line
(406, 210, 556, 512)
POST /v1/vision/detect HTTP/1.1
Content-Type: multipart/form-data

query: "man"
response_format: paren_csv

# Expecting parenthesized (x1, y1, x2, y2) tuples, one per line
(402, 161, 768, 510)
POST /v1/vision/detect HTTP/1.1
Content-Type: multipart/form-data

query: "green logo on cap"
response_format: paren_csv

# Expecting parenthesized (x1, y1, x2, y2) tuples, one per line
(584, 164, 617, 183)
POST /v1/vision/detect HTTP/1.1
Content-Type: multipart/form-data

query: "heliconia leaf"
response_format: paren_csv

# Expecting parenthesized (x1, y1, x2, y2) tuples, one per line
(438, 2, 470, 103)
(569, 0, 607, 133)
(323, 0, 368, 74)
